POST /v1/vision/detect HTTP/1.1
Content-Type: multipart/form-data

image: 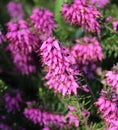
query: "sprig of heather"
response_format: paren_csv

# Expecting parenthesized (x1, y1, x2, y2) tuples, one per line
(6, 20, 37, 54)
(40, 37, 88, 96)
(71, 37, 103, 78)
(105, 68, 118, 94)
(24, 107, 66, 129)
(66, 106, 80, 127)
(61, 0, 102, 36)
(24, 105, 81, 129)
(71, 37, 103, 64)
(95, 89, 118, 130)
(7, 1, 24, 20)
(6, 20, 38, 74)
(30, 8, 57, 37)
(95, 65, 118, 129)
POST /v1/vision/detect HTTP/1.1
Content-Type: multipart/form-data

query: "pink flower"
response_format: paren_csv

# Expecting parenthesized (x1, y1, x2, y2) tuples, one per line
(112, 21, 118, 31)
(40, 37, 87, 96)
(71, 37, 103, 78)
(30, 8, 56, 36)
(61, 0, 102, 36)
(6, 20, 37, 54)
(66, 106, 80, 127)
(6, 20, 38, 74)
(7, 1, 24, 20)
(105, 70, 118, 94)
(90, 0, 109, 8)
(95, 89, 118, 129)
(24, 108, 66, 128)
(71, 37, 103, 64)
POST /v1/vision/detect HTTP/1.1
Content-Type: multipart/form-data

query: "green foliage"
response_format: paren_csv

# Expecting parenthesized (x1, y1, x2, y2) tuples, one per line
(0, 79, 7, 95)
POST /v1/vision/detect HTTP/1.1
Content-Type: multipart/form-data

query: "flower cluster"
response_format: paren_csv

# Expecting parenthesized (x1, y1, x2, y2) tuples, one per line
(4, 91, 22, 113)
(24, 108, 66, 129)
(40, 37, 87, 96)
(61, 0, 102, 35)
(0, 31, 6, 45)
(30, 8, 56, 37)
(6, 20, 37, 74)
(90, 0, 109, 8)
(71, 37, 103, 78)
(7, 1, 24, 20)
(71, 37, 103, 64)
(66, 106, 80, 127)
(105, 70, 118, 94)
(95, 89, 118, 130)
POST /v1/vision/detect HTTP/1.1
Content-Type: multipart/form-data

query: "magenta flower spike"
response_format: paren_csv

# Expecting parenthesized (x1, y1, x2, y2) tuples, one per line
(61, 0, 102, 36)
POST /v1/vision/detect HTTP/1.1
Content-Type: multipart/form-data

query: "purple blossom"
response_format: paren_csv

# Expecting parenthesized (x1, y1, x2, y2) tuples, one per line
(90, 0, 109, 8)
(95, 89, 118, 129)
(7, 1, 24, 20)
(105, 70, 118, 94)
(71, 37, 103, 78)
(12, 52, 36, 75)
(6, 20, 37, 74)
(61, 0, 102, 36)
(30, 8, 57, 36)
(71, 37, 103, 64)
(66, 106, 80, 127)
(106, 16, 113, 22)
(24, 108, 66, 128)
(40, 37, 86, 96)
(6, 20, 37, 54)
(4, 90, 22, 113)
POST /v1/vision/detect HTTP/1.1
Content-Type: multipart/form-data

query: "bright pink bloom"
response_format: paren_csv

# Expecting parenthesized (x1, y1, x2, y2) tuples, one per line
(40, 37, 87, 96)
(95, 89, 118, 129)
(105, 70, 118, 94)
(71, 37, 103, 64)
(6, 20, 37, 74)
(66, 106, 80, 127)
(7, 1, 24, 20)
(71, 37, 103, 78)
(90, 0, 109, 8)
(61, 0, 102, 36)
(30, 8, 56, 36)
(6, 20, 37, 54)
(112, 21, 118, 31)
(4, 90, 22, 113)
(24, 108, 66, 128)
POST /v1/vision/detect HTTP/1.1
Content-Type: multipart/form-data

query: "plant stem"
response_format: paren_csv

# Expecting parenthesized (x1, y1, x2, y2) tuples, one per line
(75, 95, 93, 130)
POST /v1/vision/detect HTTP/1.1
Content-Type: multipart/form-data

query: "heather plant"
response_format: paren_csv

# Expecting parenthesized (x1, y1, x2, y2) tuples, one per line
(0, 0, 118, 130)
